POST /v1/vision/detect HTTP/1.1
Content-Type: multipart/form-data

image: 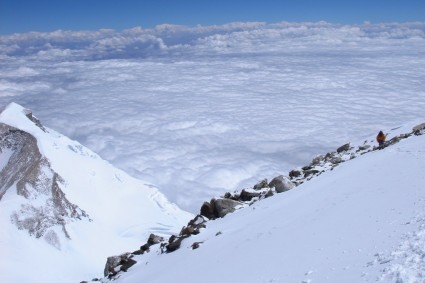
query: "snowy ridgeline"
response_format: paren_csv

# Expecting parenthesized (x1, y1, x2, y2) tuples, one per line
(0, 103, 192, 283)
(87, 122, 425, 283)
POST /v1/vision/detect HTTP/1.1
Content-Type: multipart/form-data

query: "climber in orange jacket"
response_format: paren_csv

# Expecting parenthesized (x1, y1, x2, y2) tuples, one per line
(376, 131, 386, 147)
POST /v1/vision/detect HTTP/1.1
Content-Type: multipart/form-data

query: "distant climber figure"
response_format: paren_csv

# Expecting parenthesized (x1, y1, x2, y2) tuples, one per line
(376, 131, 386, 147)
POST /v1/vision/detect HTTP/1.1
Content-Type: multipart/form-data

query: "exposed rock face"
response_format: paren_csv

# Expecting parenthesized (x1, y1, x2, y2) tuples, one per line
(0, 123, 88, 248)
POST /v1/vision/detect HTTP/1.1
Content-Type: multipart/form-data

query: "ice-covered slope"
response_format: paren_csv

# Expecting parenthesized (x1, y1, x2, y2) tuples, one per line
(0, 103, 192, 283)
(105, 123, 425, 283)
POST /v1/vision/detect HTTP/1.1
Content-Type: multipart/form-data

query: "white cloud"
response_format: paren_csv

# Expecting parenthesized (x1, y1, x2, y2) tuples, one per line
(1, 22, 424, 61)
(0, 22, 425, 212)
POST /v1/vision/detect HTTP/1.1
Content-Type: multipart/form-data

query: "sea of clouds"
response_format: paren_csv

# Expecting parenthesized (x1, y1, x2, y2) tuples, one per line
(1, 22, 424, 212)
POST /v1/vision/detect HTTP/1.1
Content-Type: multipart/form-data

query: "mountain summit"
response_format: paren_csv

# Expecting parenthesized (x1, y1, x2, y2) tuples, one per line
(0, 103, 192, 283)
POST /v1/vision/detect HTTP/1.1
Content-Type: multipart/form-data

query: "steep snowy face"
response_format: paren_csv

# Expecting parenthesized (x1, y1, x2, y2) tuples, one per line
(0, 103, 192, 283)
(0, 123, 88, 247)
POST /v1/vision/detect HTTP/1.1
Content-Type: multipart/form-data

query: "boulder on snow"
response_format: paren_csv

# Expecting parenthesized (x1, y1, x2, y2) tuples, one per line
(413, 123, 425, 133)
(135, 233, 165, 255)
(358, 144, 371, 151)
(104, 252, 133, 277)
(166, 235, 187, 253)
(180, 226, 198, 236)
(330, 156, 342, 164)
(200, 198, 242, 219)
(311, 154, 325, 165)
(214, 198, 242, 218)
(200, 201, 216, 219)
(187, 214, 207, 228)
(268, 175, 295, 193)
(289, 169, 302, 179)
(264, 189, 274, 198)
(120, 258, 137, 273)
(253, 179, 269, 190)
(303, 169, 319, 178)
(147, 233, 164, 245)
(240, 189, 261, 201)
(337, 143, 351, 153)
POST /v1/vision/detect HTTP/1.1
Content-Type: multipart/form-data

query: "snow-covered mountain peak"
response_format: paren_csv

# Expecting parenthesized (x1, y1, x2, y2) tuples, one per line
(0, 102, 46, 133)
(0, 102, 192, 283)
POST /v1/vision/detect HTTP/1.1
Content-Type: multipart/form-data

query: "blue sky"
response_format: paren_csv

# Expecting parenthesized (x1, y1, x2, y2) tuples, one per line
(1, 0, 424, 35)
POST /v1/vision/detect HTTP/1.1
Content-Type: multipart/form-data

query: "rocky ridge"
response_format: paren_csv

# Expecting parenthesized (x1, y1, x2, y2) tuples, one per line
(89, 122, 425, 282)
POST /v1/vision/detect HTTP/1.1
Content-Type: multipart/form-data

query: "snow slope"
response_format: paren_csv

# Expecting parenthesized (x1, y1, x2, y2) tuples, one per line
(102, 123, 425, 283)
(0, 103, 192, 283)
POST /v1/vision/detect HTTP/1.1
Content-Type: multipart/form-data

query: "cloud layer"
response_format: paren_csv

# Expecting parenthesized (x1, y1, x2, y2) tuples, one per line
(1, 22, 425, 212)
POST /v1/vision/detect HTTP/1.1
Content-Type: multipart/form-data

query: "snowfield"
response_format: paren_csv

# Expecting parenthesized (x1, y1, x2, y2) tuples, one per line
(99, 127, 425, 283)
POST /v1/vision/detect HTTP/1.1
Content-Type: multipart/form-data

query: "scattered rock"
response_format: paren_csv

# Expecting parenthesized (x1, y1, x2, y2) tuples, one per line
(104, 252, 132, 277)
(358, 144, 371, 151)
(264, 189, 274, 198)
(413, 123, 425, 132)
(330, 157, 342, 164)
(337, 143, 351, 153)
(311, 155, 325, 165)
(147, 233, 164, 246)
(240, 189, 261, 201)
(166, 235, 187, 253)
(214, 198, 242, 218)
(200, 201, 216, 219)
(120, 258, 137, 272)
(191, 242, 203, 250)
(180, 226, 197, 236)
(253, 179, 268, 190)
(133, 233, 165, 255)
(289, 169, 302, 179)
(303, 170, 319, 178)
(268, 175, 295, 193)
